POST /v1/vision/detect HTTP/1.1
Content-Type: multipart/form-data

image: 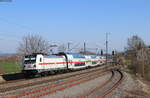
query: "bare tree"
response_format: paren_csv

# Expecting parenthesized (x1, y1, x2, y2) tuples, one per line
(125, 35, 147, 75)
(137, 46, 150, 77)
(18, 35, 51, 55)
(126, 35, 145, 51)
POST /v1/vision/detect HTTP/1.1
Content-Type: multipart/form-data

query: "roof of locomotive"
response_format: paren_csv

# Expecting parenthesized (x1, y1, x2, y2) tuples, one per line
(24, 53, 64, 58)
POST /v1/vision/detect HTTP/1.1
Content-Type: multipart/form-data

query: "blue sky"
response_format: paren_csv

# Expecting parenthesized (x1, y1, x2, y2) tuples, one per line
(0, 0, 150, 53)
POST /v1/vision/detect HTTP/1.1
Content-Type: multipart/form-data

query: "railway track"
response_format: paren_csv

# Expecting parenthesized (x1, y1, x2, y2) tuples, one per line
(8, 69, 110, 98)
(78, 69, 124, 98)
(0, 66, 123, 98)
(25, 69, 123, 98)
(0, 66, 106, 93)
(99, 70, 124, 98)
(0, 66, 114, 96)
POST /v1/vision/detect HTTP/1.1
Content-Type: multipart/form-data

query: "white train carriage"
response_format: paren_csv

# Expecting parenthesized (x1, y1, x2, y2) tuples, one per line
(100, 56, 106, 64)
(66, 54, 103, 69)
(88, 55, 99, 67)
(66, 54, 89, 70)
(22, 53, 106, 76)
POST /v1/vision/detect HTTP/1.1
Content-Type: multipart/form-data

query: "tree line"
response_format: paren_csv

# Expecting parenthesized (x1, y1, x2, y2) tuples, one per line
(119, 35, 150, 81)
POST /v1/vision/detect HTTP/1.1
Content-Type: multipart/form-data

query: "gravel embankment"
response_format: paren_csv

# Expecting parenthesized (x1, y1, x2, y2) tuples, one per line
(106, 72, 150, 98)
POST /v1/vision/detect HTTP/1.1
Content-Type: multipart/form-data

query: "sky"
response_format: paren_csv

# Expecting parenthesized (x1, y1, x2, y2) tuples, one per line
(0, 0, 150, 53)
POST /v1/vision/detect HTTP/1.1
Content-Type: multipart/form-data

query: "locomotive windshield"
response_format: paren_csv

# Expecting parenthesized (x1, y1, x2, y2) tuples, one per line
(24, 55, 36, 64)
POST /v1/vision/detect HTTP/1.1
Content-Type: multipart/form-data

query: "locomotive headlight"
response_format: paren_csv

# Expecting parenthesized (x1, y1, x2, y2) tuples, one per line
(33, 64, 36, 67)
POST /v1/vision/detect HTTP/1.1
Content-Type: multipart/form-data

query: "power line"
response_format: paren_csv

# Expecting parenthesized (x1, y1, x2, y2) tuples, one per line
(0, 16, 36, 41)
(0, 31, 22, 42)
(0, 17, 34, 31)
(69, 43, 80, 51)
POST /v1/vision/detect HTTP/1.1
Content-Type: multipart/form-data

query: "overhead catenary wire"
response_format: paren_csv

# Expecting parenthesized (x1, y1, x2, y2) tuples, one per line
(0, 16, 35, 32)
(0, 16, 37, 40)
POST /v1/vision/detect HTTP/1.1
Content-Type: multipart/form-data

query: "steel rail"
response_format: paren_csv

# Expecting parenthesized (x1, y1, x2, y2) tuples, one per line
(77, 70, 124, 98)
(77, 70, 114, 98)
(9, 70, 111, 98)
(29, 71, 110, 98)
(0, 66, 107, 93)
(99, 70, 124, 98)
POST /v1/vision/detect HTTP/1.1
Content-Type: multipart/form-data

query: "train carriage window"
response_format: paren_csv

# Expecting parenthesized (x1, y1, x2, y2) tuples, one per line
(75, 63, 85, 66)
(92, 62, 97, 64)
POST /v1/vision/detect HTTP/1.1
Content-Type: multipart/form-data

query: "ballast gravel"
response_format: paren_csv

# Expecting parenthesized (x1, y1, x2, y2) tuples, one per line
(44, 71, 149, 98)
(105, 72, 150, 98)
(43, 73, 112, 98)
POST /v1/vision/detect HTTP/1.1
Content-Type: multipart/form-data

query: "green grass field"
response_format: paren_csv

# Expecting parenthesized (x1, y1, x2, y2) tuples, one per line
(0, 62, 21, 74)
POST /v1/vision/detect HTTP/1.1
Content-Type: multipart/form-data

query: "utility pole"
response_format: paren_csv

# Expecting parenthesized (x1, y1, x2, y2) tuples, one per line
(67, 42, 72, 52)
(101, 49, 103, 55)
(25, 39, 28, 54)
(68, 42, 70, 51)
(84, 42, 86, 54)
(106, 33, 109, 65)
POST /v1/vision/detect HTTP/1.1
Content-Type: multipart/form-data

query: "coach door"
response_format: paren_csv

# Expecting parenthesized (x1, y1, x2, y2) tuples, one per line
(38, 56, 44, 70)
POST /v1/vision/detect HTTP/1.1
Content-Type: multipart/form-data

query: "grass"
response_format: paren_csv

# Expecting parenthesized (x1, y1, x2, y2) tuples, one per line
(0, 62, 21, 74)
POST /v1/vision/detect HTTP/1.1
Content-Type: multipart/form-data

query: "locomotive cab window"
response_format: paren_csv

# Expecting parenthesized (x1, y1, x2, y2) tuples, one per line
(24, 56, 36, 64)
